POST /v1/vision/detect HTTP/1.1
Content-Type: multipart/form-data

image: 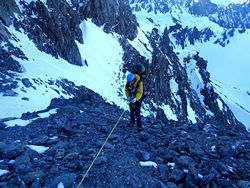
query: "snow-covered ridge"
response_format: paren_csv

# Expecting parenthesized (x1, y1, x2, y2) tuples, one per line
(211, 0, 249, 6)
(128, 0, 250, 29)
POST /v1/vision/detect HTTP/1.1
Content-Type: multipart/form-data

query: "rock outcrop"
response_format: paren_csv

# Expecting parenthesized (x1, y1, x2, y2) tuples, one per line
(82, 0, 138, 40)
(17, 0, 83, 66)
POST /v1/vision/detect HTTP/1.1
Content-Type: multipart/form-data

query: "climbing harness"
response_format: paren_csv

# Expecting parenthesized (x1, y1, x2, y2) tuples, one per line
(128, 81, 140, 98)
(131, 83, 138, 97)
(77, 109, 126, 188)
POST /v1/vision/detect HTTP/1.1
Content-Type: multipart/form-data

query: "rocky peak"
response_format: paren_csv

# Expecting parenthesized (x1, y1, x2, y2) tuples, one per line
(82, 0, 138, 40)
(0, 0, 84, 66)
(0, 0, 20, 41)
(21, 0, 83, 66)
(210, 2, 250, 28)
(189, 0, 217, 16)
(0, 0, 138, 69)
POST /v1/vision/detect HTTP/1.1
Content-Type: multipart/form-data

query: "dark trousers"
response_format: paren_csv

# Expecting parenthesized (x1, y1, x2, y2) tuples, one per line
(129, 101, 142, 127)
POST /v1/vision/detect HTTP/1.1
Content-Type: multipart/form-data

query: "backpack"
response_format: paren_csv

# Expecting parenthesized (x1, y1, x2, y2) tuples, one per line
(130, 64, 147, 99)
(130, 64, 146, 82)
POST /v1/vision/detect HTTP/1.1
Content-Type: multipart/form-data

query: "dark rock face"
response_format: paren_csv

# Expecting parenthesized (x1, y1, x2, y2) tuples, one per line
(22, 78, 32, 88)
(0, 42, 27, 73)
(168, 24, 215, 49)
(169, 169, 186, 183)
(0, 141, 25, 159)
(189, 0, 218, 16)
(82, 0, 138, 40)
(18, 0, 83, 66)
(0, 23, 11, 41)
(0, 70, 20, 98)
(0, 0, 20, 27)
(0, 0, 83, 66)
(0, 0, 26, 73)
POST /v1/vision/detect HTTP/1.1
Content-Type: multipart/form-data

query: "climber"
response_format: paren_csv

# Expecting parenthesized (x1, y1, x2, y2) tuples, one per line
(125, 73, 143, 132)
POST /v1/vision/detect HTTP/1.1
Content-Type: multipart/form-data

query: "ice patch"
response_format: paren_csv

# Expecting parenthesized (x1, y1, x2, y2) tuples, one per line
(167, 162, 175, 167)
(211, 145, 216, 152)
(160, 104, 178, 121)
(139, 161, 157, 168)
(9, 160, 15, 164)
(5, 119, 31, 128)
(57, 182, 64, 188)
(187, 98, 197, 123)
(0, 170, 9, 176)
(38, 108, 58, 118)
(217, 99, 224, 111)
(5, 108, 58, 128)
(49, 136, 58, 140)
(26, 145, 49, 154)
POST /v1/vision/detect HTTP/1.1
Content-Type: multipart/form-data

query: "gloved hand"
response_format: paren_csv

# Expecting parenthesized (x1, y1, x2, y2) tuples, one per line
(131, 98, 136, 103)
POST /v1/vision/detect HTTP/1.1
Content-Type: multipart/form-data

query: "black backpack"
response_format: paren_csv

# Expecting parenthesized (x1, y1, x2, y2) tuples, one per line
(130, 64, 147, 99)
(130, 64, 146, 82)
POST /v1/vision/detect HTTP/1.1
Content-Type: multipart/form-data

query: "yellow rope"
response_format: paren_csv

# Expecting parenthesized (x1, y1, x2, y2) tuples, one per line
(77, 110, 126, 188)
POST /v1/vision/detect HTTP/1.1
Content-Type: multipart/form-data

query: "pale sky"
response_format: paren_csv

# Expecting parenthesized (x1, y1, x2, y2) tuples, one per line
(194, 0, 247, 6)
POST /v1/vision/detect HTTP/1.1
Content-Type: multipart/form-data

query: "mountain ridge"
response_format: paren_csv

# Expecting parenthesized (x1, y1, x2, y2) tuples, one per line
(126, 0, 250, 28)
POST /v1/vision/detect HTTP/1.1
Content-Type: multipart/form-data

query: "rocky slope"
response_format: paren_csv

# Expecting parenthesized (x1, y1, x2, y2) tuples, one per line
(0, 84, 249, 187)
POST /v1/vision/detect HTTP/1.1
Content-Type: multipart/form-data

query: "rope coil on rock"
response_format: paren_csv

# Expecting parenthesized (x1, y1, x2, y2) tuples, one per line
(77, 109, 126, 188)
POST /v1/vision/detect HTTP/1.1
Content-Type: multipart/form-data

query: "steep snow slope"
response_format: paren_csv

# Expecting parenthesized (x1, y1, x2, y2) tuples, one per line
(176, 28, 250, 130)
(0, 20, 129, 118)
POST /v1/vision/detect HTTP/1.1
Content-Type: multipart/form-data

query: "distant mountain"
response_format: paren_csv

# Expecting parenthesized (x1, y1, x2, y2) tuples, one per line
(126, 0, 250, 28)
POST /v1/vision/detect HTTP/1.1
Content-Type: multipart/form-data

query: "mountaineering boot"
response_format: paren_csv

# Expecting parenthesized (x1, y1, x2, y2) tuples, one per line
(137, 122, 142, 133)
(128, 114, 135, 127)
(136, 115, 142, 132)
(127, 122, 135, 127)
(137, 126, 142, 133)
